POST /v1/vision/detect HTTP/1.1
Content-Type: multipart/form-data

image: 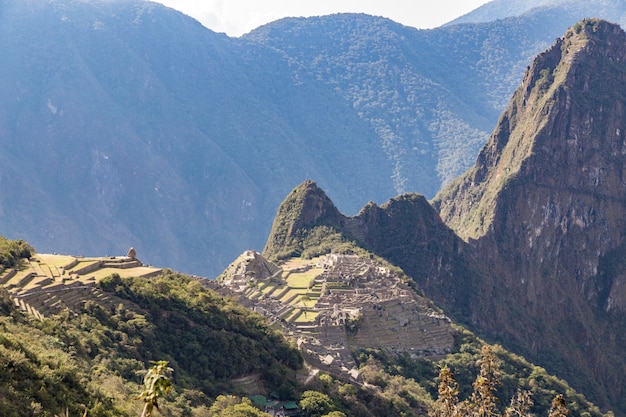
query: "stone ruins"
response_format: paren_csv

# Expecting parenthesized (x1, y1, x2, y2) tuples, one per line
(215, 251, 454, 383)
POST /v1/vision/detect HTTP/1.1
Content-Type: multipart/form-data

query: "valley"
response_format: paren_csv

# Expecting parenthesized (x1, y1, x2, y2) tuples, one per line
(2, 1, 626, 416)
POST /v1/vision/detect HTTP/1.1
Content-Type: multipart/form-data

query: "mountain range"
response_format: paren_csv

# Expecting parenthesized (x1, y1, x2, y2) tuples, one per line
(3, 3, 626, 414)
(2, 0, 626, 276)
(262, 19, 626, 414)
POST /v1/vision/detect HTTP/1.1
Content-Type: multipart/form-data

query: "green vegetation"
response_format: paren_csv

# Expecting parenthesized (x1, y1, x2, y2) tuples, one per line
(299, 390, 335, 417)
(428, 345, 586, 417)
(0, 263, 608, 417)
(0, 237, 33, 268)
(263, 181, 350, 261)
(207, 395, 272, 416)
(0, 268, 303, 416)
(97, 271, 303, 394)
(352, 330, 604, 417)
(0, 235, 610, 417)
(137, 361, 172, 417)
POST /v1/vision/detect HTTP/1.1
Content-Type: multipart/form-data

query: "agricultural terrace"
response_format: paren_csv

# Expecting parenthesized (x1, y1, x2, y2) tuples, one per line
(0, 253, 162, 318)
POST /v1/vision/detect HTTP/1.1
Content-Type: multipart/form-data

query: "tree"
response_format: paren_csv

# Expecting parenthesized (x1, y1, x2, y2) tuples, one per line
(300, 391, 334, 417)
(301, 295, 312, 317)
(136, 361, 172, 417)
(430, 366, 461, 417)
(548, 395, 570, 417)
(430, 344, 575, 417)
(208, 396, 272, 417)
(466, 345, 502, 417)
(505, 390, 534, 417)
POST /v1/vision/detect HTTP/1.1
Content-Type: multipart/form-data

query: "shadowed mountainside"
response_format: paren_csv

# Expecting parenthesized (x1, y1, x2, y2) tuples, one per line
(432, 19, 626, 411)
(2, 0, 626, 276)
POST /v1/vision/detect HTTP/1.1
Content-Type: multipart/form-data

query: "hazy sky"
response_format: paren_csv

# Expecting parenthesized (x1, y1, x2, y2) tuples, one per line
(152, 0, 492, 37)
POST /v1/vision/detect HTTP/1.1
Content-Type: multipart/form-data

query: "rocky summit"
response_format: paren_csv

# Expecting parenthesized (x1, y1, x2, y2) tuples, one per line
(433, 19, 626, 411)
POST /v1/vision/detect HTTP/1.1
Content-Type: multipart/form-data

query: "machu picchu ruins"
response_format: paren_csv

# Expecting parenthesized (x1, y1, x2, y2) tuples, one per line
(217, 251, 454, 382)
(1, 247, 455, 385)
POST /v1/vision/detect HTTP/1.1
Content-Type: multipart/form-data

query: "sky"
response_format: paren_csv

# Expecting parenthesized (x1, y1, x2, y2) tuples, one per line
(152, 0, 492, 37)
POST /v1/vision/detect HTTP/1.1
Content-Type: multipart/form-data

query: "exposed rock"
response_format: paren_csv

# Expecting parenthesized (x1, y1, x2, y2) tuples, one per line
(218, 250, 281, 287)
(433, 19, 626, 410)
(260, 20, 626, 413)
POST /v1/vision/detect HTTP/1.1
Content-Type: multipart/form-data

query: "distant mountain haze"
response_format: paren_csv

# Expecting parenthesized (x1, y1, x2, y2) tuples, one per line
(1, 0, 625, 276)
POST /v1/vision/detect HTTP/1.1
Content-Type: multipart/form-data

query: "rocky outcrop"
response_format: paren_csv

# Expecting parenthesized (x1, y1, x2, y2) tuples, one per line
(261, 23, 626, 407)
(433, 19, 626, 411)
(218, 250, 281, 287)
(263, 180, 345, 260)
(263, 20, 626, 413)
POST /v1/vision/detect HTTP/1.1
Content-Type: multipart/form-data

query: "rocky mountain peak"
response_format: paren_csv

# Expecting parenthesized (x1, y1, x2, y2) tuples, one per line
(262, 180, 344, 259)
(434, 19, 626, 241)
(431, 19, 626, 408)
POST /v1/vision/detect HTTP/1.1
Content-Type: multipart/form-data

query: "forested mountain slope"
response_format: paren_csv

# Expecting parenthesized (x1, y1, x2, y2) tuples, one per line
(2, 0, 626, 276)
(431, 19, 626, 413)
(0, 237, 606, 416)
(449, 0, 626, 26)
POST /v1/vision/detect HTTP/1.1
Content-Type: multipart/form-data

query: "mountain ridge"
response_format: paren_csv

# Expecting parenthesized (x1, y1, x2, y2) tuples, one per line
(432, 19, 626, 411)
(4, 0, 626, 277)
(262, 19, 626, 414)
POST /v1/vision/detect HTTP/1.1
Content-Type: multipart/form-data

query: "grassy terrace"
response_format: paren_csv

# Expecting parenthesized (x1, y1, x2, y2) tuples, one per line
(294, 310, 318, 323)
(249, 258, 326, 315)
(86, 267, 162, 281)
(285, 267, 324, 288)
(34, 254, 76, 269)
(280, 288, 304, 303)
(261, 282, 281, 295)
(295, 295, 319, 308)
(65, 259, 101, 273)
(1, 253, 162, 317)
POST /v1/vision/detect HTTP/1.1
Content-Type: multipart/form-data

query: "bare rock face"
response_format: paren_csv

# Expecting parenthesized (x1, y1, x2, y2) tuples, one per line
(218, 250, 281, 286)
(433, 19, 626, 409)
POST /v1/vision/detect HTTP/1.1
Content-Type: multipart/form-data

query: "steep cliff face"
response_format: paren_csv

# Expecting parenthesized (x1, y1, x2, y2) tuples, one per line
(346, 195, 481, 317)
(262, 22, 626, 412)
(434, 19, 626, 411)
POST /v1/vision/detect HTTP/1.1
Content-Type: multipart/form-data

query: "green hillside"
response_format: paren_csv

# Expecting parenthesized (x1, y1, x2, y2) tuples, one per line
(0, 234, 608, 417)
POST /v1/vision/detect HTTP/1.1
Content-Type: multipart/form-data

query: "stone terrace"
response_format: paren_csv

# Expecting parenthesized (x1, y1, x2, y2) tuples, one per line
(218, 252, 455, 383)
(0, 253, 162, 318)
